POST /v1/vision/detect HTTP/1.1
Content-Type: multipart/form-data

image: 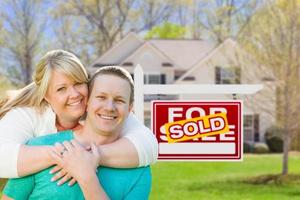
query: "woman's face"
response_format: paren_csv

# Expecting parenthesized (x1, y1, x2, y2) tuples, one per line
(45, 69, 88, 126)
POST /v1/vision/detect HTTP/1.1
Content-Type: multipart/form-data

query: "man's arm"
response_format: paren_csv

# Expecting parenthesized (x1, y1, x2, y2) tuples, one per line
(1, 175, 35, 200)
(77, 171, 109, 200)
(125, 167, 152, 200)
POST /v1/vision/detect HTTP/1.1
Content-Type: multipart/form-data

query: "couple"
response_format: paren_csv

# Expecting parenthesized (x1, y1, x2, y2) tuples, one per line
(0, 50, 157, 199)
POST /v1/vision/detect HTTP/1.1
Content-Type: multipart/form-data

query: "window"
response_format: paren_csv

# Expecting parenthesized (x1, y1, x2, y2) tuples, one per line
(144, 74, 166, 84)
(93, 64, 117, 68)
(144, 118, 151, 128)
(215, 66, 241, 84)
(122, 62, 133, 67)
(183, 76, 195, 81)
(174, 70, 186, 80)
(243, 114, 259, 142)
(162, 62, 173, 67)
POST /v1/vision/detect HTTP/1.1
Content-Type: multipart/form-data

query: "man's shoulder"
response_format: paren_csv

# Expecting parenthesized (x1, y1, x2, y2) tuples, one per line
(99, 166, 151, 199)
(27, 130, 74, 146)
(100, 166, 151, 179)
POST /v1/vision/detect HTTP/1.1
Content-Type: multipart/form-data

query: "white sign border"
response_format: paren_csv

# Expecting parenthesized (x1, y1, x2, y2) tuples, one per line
(151, 100, 243, 162)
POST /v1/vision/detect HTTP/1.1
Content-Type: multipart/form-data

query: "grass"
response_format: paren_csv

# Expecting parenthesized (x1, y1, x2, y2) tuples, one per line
(0, 178, 6, 198)
(1, 154, 300, 199)
(149, 153, 300, 200)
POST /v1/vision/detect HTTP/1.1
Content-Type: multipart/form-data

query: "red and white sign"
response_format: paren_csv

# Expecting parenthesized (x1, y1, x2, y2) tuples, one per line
(151, 100, 243, 161)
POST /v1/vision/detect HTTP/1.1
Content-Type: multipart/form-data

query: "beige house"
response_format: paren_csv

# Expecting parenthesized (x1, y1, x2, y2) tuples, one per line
(89, 32, 276, 144)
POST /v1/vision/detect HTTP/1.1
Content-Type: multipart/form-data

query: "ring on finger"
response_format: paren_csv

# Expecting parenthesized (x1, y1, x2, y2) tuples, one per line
(60, 148, 68, 156)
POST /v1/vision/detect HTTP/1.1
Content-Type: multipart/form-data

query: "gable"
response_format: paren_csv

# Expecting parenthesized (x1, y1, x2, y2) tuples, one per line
(175, 38, 267, 84)
(121, 42, 176, 71)
(150, 40, 215, 70)
(91, 32, 144, 67)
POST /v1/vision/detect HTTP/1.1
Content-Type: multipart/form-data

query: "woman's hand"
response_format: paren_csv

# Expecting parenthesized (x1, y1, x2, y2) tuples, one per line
(50, 166, 76, 186)
(50, 140, 101, 183)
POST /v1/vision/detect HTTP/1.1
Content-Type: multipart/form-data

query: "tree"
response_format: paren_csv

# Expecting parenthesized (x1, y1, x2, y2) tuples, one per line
(51, 0, 176, 63)
(189, 0, 259, 43)
(0, 0, 47, 85)
(242, 0, 300, 175)
(145, 22, 186, 39)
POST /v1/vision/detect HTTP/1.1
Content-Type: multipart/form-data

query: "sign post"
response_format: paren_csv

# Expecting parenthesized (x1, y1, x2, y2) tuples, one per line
(134, 65, 262, 161)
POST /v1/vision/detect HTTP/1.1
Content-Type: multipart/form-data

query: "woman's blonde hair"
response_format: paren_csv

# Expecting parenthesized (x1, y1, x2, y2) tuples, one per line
(0, 50, 88, 118)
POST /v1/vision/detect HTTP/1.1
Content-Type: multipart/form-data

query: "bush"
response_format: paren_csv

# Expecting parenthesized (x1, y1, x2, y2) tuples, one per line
(243, 142, 253, 153)
(265, 126, 284, 153)
(253, 143, 269, 154)
(266, 136, 283, 152)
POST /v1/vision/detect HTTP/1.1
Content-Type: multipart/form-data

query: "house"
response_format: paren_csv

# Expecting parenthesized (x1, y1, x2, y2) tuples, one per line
(88, 32, 276, 144)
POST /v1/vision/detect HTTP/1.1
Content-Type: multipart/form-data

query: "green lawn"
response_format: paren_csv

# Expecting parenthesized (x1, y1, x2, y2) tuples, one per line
(150, 154, 300, 200)
(1, 154, 300, 199)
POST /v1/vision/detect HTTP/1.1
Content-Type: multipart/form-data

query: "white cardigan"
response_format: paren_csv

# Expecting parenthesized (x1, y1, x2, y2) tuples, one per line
(0, 106, 158, 178)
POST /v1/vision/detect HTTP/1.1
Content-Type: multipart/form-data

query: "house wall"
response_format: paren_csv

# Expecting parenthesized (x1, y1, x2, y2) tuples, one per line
(175, 42, 276, 142)
(91, 35, 276, 143)
(122, 47, 175, 84)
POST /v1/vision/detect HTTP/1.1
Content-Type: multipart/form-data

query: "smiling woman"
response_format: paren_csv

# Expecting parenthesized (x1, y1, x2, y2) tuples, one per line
(0, 50, 158, 182)
(45, 69, 88, 131)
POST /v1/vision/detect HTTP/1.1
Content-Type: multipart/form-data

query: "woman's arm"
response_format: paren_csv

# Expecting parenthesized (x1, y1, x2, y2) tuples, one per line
(17, 145, 55, 177)
(98, 137, 139, 168)
(0, 108, 55, 178)
(98, 113, 158, 168)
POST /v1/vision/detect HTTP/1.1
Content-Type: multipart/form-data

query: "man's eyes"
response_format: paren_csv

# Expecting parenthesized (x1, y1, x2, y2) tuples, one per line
(97, 96, 106, 100)
(115, 99, 125, 103)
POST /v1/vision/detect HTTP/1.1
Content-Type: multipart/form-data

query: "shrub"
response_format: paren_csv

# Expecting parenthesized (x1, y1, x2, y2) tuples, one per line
(253, 143, 269, 154)
(265, 126, 284, 152)
(243, 142, 253, 153)
(266, 136, 283, 152)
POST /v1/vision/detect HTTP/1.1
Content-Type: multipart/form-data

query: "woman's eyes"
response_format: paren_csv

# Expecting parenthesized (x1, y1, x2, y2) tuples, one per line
(56, 83, 85, 92)
(75, 82, 84, 86)
(57, 87, 66, 92)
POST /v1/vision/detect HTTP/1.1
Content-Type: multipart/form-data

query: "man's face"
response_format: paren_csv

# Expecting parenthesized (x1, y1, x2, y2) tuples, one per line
(86, 74, 132, 136)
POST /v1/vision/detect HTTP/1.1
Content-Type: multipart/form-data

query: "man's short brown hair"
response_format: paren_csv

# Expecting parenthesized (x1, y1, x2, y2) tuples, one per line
(89, 66, 134, 104)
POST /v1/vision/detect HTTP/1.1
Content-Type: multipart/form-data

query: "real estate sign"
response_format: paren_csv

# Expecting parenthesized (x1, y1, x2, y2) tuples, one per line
(151, 101, 243, 161)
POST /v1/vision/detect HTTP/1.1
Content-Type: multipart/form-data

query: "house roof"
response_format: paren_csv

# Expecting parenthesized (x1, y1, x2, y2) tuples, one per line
(121, 41, 181, 68)
(90, 32, 144, 67)
(149, 39, 215, 70)
(175, 38, 239, 83)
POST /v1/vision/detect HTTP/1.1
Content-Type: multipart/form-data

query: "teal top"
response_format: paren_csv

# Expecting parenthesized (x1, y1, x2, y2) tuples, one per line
(3, 130, 151, 200)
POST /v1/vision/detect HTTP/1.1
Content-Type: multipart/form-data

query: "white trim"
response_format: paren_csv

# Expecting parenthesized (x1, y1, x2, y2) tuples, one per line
(143, 84, 262, 94)
(134, 65, 262, 122)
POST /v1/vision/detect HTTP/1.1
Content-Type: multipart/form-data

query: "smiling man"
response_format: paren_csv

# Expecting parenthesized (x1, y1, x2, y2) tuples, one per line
(2, 66, 152, 200)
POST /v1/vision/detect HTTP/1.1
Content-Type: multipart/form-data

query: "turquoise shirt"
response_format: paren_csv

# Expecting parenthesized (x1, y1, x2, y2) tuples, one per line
(3, 130, 151, 200)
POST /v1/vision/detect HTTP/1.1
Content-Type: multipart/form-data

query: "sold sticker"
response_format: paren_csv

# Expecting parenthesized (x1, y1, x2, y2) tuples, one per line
(165, 112, 229, 143)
